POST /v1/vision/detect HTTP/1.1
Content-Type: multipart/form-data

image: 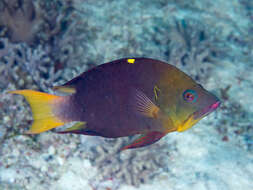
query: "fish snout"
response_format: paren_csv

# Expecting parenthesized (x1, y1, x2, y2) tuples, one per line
(194, 100, 221, 120)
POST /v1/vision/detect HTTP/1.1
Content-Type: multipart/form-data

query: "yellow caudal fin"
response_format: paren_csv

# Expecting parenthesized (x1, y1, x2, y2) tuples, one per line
(8, 90, 65, 134)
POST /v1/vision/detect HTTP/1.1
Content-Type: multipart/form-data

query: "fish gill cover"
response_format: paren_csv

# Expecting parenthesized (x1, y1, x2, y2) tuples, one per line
(0, 0, 253, 190)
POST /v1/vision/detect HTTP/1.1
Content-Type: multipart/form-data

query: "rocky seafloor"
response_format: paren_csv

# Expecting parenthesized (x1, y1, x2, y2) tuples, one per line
(0, 0, 253, 190)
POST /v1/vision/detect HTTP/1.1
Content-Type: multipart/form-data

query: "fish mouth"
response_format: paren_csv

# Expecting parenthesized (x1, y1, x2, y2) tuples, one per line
(193, 100, 221, 120)
(177, 100, 220, 132)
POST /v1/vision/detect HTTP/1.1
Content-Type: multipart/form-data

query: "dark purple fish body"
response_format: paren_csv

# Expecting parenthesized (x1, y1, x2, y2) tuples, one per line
(57, 58, 170, 137)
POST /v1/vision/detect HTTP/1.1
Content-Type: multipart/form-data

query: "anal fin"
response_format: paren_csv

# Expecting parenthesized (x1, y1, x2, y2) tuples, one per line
(120, 131, 166, 151)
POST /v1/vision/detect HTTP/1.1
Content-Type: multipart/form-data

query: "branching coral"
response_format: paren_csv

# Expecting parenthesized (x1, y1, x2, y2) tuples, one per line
(167, 18, 225, 83)
(211, 85, 253, 151)
(0, 0, 96, 143)
(0, 40, 48, 90)
(0, 0, 98, 89)
(0, 0, 42, 44)
(88, 137, 170, 188)
(0, 39, 88, 93)
(0, 0, 80, 46)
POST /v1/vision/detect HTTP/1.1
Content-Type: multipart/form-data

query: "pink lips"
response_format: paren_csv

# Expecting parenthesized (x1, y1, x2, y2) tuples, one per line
(193, 100, 220, 120)
(211, 101, 220, 110)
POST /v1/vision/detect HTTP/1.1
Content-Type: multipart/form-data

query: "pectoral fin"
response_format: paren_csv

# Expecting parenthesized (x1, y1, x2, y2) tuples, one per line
(131, 88, 160, 118)
(120, 131, 166, 151)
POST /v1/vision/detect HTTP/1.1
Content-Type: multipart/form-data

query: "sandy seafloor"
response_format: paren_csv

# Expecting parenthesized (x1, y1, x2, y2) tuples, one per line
(0, 0, 253, 190)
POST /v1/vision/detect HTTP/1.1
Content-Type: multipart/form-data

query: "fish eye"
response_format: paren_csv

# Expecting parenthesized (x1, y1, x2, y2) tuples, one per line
(183, 89, 198, 103)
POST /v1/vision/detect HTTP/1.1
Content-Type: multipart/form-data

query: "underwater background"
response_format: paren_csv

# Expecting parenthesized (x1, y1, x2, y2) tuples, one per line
(0, 0, 252, 189)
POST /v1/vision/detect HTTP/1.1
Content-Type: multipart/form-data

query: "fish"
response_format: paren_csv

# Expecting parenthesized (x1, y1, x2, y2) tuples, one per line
(8, 58, 220, 150)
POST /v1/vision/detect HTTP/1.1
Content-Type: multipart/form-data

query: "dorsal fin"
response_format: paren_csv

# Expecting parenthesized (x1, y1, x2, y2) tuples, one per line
(53, 85, 76, 94)
(63, 72, 86, 87)
(52, 71, 86, 94)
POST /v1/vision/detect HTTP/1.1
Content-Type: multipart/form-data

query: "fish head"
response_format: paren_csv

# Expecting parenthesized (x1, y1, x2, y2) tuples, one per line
(171, 83, 220, 132)
(160, 70, 221, 132)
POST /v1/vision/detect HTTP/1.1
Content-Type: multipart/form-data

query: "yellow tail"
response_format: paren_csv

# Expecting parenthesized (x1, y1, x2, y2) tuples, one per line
(8, 90, 65, 134)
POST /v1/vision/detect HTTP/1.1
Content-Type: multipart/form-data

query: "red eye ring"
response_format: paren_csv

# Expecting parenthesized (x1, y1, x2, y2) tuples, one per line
(185, 92, 194, 101)
(183, 89, 198, 103)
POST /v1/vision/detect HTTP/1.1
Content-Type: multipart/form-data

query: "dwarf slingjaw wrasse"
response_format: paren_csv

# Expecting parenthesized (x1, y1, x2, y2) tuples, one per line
(9, 58, 220, 150)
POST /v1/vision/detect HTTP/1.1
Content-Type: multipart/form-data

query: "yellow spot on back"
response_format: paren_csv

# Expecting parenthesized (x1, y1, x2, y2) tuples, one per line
(127, 58, 135, 64)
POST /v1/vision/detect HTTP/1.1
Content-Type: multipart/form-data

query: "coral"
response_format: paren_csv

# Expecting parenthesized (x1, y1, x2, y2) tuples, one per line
(0, 84, 33, 140)
(0, 0, 80, 46)
(0, 182, 22, 190)
(88, 137, 171, 188)
(166, 18, 225, 83)
(0, 131, 85, 189)
(0, 41, 87, 93)
(0, 38, 16, 58)
(213, 86, 253, 152)
(0, 0, 97, 142)
(0, 0, 42, 44)
(0, 39, 48, 90)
